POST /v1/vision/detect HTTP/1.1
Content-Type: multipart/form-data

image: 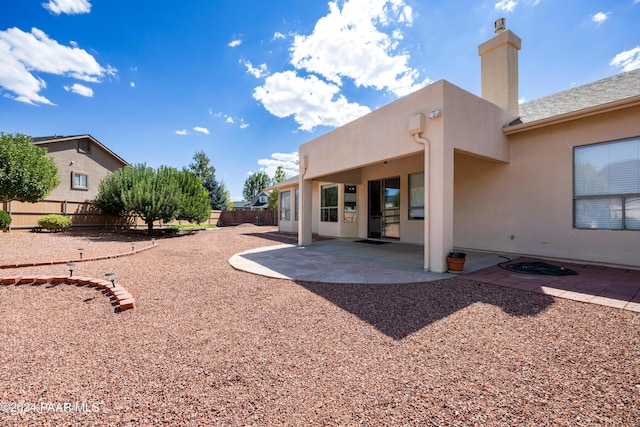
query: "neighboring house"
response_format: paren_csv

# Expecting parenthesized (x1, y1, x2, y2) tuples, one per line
(233, 191, 271, 211)
(272, 19, 640, 273)
(33, 134, 128, 202)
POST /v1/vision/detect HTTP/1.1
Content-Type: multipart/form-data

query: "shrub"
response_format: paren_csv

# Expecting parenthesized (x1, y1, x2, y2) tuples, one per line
(0, 210, 11, 229)
(38, 214, 72, 232)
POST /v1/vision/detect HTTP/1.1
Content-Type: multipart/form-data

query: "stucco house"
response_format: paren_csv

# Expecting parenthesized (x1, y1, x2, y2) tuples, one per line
(33, 134, 128, 202)
(272, 20, 640, 273)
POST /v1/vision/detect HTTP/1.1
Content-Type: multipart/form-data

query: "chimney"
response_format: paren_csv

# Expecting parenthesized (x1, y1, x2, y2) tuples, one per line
(477, 18, 521, 115)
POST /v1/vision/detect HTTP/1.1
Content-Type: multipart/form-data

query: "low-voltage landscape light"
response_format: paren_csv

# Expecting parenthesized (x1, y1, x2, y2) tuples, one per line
(105, 271, 116, 288)
(67, 262, 76, 277)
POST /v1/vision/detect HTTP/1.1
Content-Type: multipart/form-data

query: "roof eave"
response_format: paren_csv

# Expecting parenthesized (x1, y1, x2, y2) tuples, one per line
(33, 134, 129, 166)
(503, 95, 640, 136)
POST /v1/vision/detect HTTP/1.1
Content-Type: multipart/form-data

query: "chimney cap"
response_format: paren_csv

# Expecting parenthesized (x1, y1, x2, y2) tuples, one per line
(494, 18, 506, 33)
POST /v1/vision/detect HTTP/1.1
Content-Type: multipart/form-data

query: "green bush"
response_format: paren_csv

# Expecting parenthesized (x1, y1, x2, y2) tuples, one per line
(0, 210, 11, 229)
(38, 214, 72, 231)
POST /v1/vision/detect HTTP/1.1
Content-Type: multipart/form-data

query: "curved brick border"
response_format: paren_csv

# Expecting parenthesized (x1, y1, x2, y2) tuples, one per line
(0, 242, 157, 269)
(0, 275, 135, 311)
(0, 243, 156, 312)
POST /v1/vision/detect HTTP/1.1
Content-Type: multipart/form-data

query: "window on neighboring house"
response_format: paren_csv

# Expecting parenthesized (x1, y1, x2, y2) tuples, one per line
(295, 189, 299, 221)
(409, 172, 425, 220)
(320, 184, 338, 222)
(72, 172, 88, 190)
(78, 139, 91, 153)
(280, 191, 291, 221)
(344, 184, 357, 223)
(574, 137, 640, 230)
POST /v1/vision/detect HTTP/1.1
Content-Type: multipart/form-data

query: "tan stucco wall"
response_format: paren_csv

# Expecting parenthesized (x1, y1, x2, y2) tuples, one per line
(40, 139, 125, 202)
(454, 104, 640, 268)
(300, 81, 446, 180)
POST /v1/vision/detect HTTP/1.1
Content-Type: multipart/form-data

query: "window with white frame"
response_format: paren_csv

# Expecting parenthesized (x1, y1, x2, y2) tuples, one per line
(72, 172, 88, 190)
(344, 184, 357, 223)
(320, 184, 338, 222)
(280, 191, 291, 221)
(408, 172, 424, 220)
(574, 137, 640, 230)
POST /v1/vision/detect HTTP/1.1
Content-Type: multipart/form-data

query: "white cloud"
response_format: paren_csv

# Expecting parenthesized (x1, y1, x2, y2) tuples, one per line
(257, 152, 300, 177)
(289, 0, 424, 97)
(214, 112, 249, 128)
(43, 0, 91, 15)
(273, 32, 286, 40)
(495, 0, 517, 12)
(610, 46, 640, 72)
(591, 12, 610, 26)
(63, 83, 93, 97)
(229, 39, 242, 47)
(253, 70, 371, 131)
(175, 129, 188, 135)
(0, 27, 114, 105)
(243, 60, 268, 78)
(193, 126, 210, 135)
(130, 81, 135, 87)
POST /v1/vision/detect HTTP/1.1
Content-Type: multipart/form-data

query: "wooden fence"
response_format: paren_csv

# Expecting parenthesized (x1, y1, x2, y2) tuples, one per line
(1, 199, 222, 231)
(218, 210, 278, 226)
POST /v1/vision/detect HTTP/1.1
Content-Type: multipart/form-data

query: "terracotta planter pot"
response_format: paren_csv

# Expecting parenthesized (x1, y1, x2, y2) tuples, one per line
(447, 252, 466, 274)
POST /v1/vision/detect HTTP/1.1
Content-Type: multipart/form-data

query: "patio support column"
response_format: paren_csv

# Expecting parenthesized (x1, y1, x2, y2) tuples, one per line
(298, 176, 313, 246)
(427, 140, 455, 273)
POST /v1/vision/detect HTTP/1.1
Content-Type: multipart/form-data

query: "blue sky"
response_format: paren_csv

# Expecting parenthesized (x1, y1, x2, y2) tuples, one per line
(1, 0, 639, 201)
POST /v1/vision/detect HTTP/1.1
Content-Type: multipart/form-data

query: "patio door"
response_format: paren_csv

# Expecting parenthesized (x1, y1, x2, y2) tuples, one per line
(368, 177, 400, 240)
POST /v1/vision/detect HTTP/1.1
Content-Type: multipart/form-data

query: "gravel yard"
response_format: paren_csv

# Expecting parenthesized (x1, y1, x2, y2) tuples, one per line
(1, 224, 638, 426)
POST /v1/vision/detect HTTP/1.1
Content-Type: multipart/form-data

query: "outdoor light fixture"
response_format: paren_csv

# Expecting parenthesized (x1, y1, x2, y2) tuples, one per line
(151, 238, 156, 246)
(78, 247, 84, 260)
(131, 243, 136, 252)
(105, 271, 116, 288)
(67, 262, 76, 277)
(427, 108, 442, 119)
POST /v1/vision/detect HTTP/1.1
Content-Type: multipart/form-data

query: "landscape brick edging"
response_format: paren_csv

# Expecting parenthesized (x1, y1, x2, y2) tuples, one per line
(0, 275, 135, 311)
(0, 243, 157, 269)
(0, 243, 156, 312)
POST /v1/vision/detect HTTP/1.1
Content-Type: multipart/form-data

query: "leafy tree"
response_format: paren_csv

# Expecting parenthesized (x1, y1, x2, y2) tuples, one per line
(0, 132, 60, 203)
(176, 171, 211, 223)
(203, 177, 230, 211)
(187, 150, 216, 181)
(187, 150, 229, 211)
(93, 164, 135, 217)
(95, 164, 182, 234)
(121, 165, 183, 233)
(242, 171, 271, 201)
(267, 165, 287, 210)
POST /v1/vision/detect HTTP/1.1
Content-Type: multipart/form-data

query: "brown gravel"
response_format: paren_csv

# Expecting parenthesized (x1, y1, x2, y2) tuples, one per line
(1, 225, 639, 426)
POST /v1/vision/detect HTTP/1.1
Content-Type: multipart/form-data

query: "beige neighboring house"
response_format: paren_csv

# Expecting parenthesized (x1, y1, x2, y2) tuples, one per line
(33, 134, 128, 202)
(272, 20, 640, 273)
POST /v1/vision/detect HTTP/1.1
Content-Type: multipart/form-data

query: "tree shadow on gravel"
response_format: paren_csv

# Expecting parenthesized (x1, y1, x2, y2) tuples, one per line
(298, 278, 555, 340)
